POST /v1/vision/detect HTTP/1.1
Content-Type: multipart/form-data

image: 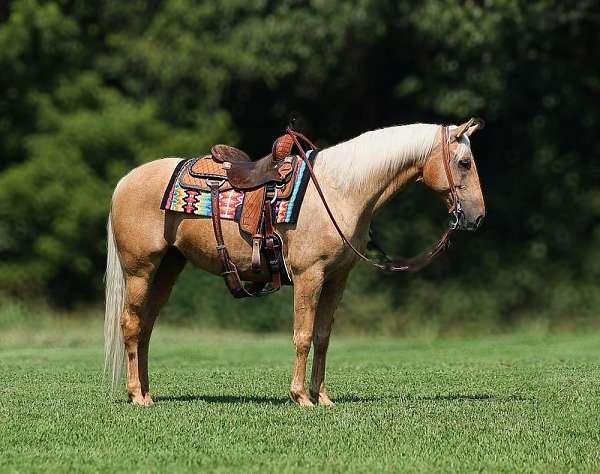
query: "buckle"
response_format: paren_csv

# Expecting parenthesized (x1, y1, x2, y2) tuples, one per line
(449, 201, 463, 230)
(206, 179, 226, 188)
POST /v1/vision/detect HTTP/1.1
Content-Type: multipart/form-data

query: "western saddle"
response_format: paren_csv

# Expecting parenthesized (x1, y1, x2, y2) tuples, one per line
(186, 132, 306, 298)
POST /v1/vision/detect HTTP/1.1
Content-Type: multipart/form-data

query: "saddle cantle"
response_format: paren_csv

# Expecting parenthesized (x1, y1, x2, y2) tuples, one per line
(211, 145, 250, 163)
(161, 131, 316, 298)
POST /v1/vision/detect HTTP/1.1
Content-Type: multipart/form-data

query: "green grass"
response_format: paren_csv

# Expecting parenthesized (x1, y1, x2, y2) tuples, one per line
(1, 321, 599, 473)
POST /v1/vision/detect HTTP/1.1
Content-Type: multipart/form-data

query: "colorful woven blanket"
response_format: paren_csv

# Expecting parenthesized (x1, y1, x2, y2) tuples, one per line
(160, 150, 315, 225)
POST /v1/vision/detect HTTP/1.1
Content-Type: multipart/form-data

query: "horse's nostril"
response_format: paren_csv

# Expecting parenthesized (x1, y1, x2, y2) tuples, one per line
(475, 215, 484, 228)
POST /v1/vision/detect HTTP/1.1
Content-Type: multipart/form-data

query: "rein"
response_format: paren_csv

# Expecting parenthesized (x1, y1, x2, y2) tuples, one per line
(287, 126, 461, 273)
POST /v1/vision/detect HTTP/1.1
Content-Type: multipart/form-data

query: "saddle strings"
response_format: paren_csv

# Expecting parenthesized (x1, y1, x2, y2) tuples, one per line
(287, 126, 456, 273)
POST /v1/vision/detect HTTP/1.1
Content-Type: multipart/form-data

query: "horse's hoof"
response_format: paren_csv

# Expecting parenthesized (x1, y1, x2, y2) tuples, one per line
(318, 393, 335, 406)
(143, 394, 155, 406)
(310, 389, 334, 406)
(297, 397, 315, 407)
(130, 396, 146, 406)
(130, 393, 153, 407)
(289, 391, 314, 407)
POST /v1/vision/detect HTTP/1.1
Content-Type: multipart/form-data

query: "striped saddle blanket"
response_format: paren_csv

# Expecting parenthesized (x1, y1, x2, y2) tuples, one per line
(160, 150, 316, 225)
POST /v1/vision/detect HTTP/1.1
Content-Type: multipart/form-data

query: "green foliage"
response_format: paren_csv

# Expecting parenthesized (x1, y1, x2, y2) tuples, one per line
(2, 323, 600, 471)
(0, 0, 598, 328)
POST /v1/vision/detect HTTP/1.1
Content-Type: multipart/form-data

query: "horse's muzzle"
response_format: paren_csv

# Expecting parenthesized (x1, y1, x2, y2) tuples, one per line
(459, 213, 484, 231)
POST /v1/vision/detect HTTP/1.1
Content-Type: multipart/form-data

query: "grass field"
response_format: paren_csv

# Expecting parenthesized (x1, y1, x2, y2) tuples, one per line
(1, 321, 599, 473)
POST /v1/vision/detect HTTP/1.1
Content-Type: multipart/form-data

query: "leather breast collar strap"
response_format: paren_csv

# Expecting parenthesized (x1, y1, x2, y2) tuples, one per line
(288, 125, 460, 273)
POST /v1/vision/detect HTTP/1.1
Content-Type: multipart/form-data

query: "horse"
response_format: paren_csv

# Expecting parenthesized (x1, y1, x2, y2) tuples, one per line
(104, 119, 485, 407)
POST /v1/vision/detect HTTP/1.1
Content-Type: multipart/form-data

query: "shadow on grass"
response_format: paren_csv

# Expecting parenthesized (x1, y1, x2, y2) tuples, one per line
(154, 394, 290, 405)
(337, 393, 533, 403)
(152, 392, 532, 405)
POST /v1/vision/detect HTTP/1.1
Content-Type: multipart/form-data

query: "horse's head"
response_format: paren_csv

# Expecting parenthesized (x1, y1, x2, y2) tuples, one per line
(421, 118, 486, 231)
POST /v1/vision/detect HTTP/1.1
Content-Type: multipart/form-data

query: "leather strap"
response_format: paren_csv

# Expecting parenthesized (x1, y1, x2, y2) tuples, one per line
(262, 196, 282, 291)
(441, 126, 460, 216)
(209, 180, 283, 297)
(287, 127, 457, 273)
(209, 181, 251, 297)
(251, 237, 262, 272)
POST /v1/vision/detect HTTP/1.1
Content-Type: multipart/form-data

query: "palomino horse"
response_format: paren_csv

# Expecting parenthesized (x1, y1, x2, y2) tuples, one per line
(105, 120, 485, 406)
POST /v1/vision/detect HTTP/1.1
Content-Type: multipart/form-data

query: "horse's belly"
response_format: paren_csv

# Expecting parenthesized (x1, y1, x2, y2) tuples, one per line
(173, 215, 273, 282)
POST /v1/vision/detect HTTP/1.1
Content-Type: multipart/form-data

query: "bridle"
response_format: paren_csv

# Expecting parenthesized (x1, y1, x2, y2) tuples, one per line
(287, 124, 463, 273)
(440, 125, 464, 232)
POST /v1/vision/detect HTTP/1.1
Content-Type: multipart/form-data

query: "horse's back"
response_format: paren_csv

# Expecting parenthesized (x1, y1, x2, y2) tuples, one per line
(113, 158, 182, 201)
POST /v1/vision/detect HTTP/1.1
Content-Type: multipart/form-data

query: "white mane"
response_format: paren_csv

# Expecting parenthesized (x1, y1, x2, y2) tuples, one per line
(316, 123, 440, 193)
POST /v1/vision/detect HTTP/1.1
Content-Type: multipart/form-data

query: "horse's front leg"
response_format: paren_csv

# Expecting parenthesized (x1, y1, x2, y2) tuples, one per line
(309, 273, 349, 406)
(289, 269, 324, 407)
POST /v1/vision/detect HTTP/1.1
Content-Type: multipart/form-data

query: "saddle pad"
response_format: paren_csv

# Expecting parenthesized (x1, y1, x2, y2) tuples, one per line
(160, 150, 316, 224)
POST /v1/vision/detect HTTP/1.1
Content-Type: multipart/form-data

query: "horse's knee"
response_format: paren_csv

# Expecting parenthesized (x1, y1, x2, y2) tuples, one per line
(293, 331, 312, 355)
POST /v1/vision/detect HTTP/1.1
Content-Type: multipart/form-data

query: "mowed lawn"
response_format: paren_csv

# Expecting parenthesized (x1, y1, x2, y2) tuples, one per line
(1, 322, 599, 473)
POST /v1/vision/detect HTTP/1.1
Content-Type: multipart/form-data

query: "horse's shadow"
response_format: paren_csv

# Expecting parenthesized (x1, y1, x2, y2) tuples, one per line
(337, 393, 532, 403)
(153, 393, 531, 405)
(154, 394, 289, 405)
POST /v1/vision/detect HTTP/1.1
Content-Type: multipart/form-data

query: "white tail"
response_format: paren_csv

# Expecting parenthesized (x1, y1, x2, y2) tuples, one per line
(104, 212, 125, 391)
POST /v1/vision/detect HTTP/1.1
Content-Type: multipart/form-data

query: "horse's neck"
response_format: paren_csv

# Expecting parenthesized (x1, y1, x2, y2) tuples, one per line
(315, 125, 438, 219)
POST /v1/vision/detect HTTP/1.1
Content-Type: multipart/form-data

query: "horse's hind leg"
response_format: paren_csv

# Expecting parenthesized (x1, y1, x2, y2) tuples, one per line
(138, 247, 186, 405)
(121, 270, 155, 406)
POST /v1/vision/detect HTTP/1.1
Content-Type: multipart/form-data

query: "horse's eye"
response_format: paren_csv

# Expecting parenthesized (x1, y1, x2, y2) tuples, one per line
(458, 158, 472, 170)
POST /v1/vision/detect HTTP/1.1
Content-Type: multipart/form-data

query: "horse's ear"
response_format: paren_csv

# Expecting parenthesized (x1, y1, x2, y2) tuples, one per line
(455, 117, 485, 139)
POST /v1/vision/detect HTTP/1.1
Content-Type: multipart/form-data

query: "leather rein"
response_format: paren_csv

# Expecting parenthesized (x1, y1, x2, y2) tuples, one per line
(288, 125, 462, 273)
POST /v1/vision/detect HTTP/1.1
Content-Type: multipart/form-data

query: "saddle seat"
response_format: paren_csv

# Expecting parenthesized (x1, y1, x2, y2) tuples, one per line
(211, 134, 295, 164)
(207, 134, 296, 189)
